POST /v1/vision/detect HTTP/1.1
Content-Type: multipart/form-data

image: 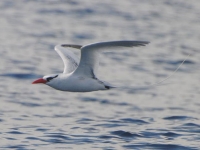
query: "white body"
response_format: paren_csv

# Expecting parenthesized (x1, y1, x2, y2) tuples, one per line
(47, 73, 107, 92)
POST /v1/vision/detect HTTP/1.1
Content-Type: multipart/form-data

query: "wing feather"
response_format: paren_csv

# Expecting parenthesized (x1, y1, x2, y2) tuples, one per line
(54, 45, 81, 73)
(73, 41, 149, 77)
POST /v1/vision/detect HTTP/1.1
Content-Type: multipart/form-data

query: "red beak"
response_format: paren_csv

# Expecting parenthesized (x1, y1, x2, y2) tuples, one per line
(32, 78, 47, 84)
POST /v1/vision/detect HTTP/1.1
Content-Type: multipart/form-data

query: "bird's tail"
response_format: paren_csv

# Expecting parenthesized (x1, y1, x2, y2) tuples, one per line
(108, 54, 191, 92)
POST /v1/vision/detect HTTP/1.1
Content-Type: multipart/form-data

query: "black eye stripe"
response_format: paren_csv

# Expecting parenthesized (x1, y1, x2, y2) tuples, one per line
(46, 75, 58, 82)
(46, 77, 53, 82)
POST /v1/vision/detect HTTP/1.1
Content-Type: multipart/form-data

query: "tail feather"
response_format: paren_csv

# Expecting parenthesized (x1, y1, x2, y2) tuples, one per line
(106, 54, 190, 92)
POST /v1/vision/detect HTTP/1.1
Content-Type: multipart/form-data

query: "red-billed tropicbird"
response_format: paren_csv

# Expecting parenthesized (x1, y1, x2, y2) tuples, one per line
(32, 41, 149, 92)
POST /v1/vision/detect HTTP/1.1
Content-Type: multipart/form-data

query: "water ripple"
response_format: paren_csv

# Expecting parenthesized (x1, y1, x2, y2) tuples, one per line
(80, 97, 130, 106)
(173, 123, 200, 133)
(119, 118, 149, 124)
(123, 143, 196, 150)
(0, 73, 41, 79)
(5, 145, 28, 149)
(163, 116, 196, 120)
(162, 132, 181, 137)
(111, 130, 142, 138)
(6, 131, 24, 135)
(153, 59, 195, 65)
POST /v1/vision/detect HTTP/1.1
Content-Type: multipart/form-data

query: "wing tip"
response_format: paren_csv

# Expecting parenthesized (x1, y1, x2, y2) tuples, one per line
(133, 41, 150, 47)
(61, 44, 82, 49)
(138, 41, 150, 45)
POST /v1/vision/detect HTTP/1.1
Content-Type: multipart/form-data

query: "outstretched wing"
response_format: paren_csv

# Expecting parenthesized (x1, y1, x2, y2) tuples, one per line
(54, 44, 82, 74)
(73, 41, 149, 78)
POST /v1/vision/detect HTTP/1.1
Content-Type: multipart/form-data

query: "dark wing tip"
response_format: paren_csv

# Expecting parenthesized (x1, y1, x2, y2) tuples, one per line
(134, 41, 150, 46)
(116, 41, 150, 47)
(61, 44, 82, 49)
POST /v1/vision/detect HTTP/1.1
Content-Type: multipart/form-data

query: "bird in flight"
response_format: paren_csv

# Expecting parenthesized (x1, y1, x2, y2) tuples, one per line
(32, 41, 149, 92)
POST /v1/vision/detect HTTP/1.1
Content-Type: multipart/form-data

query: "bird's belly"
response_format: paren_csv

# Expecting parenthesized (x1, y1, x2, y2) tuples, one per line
(55, 77, 106, 92)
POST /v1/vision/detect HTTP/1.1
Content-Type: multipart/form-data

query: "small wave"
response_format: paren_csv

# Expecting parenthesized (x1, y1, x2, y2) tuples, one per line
(20, 102, 42, 107)
(123, 143, 195, 150)
(26, 136, 42, 141)
(111, 130, 142, 138)
(73, 33, 94, 40)
(38, 9, 67, 15)
(45, 134, 70, 140)
(119, 118, 149, 124)
(42, 133, 71, 144)
(4, 145, 27, 149)
(35, 128, 50, 132)
(0, 73, 42, 79)
(174, 123, 200, 133)
(9, 101, 42, 107)
(80, 97, 130, 106)
(94, 123, 124, 128)
(76, 118, 94, 124)
(163, 116, 196, 120)
(80, 97, 98, 102)
(162, 131, 181, 137)
(6, 131, 24, 134)
(98, 135, 115, 139)
(139, 131, 161, 138)
(5, 137, 16, 140)
(182, 123, 200, 127)
(153, 59, 195, 65)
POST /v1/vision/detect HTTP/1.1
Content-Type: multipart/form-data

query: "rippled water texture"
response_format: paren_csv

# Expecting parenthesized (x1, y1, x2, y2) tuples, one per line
(0, 0, 200, 149)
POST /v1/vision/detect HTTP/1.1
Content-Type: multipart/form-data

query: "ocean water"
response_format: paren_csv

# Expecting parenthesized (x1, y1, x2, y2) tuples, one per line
(0, 0, 200, 149)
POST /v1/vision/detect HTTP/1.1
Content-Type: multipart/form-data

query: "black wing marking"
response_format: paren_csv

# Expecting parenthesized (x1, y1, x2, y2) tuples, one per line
(46, 75, 58, 82)
(61, 44, 82, 49)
